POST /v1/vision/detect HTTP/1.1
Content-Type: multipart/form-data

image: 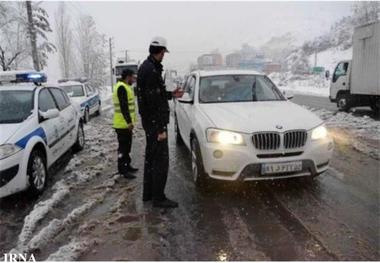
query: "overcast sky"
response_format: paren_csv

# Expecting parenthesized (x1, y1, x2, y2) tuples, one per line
(43, 1, 353, 80)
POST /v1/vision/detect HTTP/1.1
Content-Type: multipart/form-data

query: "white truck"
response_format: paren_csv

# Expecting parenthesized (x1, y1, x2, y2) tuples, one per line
(113, 58, 139, 85)
(330, 21, 380, 112)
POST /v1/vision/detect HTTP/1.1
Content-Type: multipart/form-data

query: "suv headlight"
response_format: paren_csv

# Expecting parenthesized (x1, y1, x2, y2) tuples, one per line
(206, 128, 246, 145)
(0, 144, 22, 160)
(311, 125, 328, 140)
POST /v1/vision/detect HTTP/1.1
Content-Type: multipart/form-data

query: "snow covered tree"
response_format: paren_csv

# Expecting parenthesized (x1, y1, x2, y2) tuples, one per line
(286, 49, 310, 75)
(352, 2, 380, 26)
(55, 2, 73, 78)
(24, 1, 56, 71)
(0, 2, 27, 71)
(75, 15, 107, 88)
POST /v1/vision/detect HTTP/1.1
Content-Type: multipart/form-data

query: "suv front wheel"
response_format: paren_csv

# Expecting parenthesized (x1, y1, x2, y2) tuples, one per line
(191, 137, 208, 188)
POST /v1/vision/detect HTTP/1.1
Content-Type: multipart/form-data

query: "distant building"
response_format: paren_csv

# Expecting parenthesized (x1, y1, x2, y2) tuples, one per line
(263, 63, 282, 75)
(226, 53, 241, 68)
(197, 53, 223, 69)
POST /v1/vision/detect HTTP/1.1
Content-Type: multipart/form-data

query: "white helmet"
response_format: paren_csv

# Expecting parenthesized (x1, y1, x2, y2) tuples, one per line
(150, 36, 169, 52)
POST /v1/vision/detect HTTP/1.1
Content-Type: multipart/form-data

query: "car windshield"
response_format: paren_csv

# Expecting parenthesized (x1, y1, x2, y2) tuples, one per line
(0, 90, 34, 123)
(199, 75, 285, 103)
(62, 85, 84, 97)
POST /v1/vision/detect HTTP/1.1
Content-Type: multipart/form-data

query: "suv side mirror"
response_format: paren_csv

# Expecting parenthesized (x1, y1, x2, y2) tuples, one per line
(39, 109, 59, 121)
(282, 90, 294, 100)
(178, 92, 193, 104)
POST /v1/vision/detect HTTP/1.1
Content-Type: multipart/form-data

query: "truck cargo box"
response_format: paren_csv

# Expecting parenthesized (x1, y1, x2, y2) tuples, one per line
(351, 21, 380, 96)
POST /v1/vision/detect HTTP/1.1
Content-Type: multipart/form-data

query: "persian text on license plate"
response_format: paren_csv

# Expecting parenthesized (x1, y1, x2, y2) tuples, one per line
(261, 161, 302, 175)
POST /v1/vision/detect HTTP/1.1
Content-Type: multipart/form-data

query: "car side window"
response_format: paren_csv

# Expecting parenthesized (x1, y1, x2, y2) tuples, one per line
(186, 76, 196, 98)
(39, 89, 57, 112)
(50, 88, 69, 110)
(61, 90, 72, 105)
(85, 85, 93, 96)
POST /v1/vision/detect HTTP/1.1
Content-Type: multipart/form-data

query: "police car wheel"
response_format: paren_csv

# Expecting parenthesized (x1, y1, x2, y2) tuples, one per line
(73, 123, 85, 152)
(84, 108, 90, 123)
(94, 102, 101, 116)
(191, 137, 208, 189)
(28, 149, 47, 195)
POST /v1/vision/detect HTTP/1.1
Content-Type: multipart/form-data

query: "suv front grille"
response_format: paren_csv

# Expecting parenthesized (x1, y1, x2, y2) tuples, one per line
(284, 130, 307, 149)
(252, 133, 281, 150)
(252, 130, 307, 150)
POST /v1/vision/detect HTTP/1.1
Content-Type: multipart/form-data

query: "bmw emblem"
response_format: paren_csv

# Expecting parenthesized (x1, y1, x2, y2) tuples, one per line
(276, 125, 283, 130)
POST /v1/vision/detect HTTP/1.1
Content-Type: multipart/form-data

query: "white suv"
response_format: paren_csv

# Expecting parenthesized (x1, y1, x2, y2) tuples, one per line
(0, 71, 84, 198)
(174, 70, 334, 187)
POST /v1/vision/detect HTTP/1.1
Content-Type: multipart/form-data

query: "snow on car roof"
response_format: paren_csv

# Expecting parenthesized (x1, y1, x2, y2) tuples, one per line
(197, 69, 264, 77)
(0, 83, 39, 91)
(58, 81, 84, 86)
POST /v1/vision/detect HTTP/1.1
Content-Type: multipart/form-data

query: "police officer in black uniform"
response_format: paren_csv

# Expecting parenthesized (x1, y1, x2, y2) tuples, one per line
(137, 37, 183, 208)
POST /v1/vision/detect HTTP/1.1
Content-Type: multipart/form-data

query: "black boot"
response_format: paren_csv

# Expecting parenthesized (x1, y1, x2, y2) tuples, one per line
(126, 164, 139, 173)
(142, 195, 152, 202)
(153, 198, 178, 208)
(121, 172, 136, 179)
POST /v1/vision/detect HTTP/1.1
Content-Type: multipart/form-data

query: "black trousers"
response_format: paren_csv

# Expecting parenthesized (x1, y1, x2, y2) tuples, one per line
(143, 127, 169, 202)
(115, 129, 133, 174)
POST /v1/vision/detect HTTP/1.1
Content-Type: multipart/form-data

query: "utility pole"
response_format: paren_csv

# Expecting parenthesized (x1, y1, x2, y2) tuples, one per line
(26, 1, 40, 71)
(125, 50, 128, 62)
(314, 52, 317, 68)
(109, 37, 113, 91)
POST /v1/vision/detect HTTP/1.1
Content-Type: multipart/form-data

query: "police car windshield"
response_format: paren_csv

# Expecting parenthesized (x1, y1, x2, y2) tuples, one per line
(199, 75, 285, 103)
(61, 85, 84, 97)
(0, 90, 34, 123)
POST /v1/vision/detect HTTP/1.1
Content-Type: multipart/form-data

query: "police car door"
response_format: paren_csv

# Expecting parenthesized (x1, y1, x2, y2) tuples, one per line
(38, 88, 61, 161)
(85, 85, 98, 115)
(49, 88, 72, 156)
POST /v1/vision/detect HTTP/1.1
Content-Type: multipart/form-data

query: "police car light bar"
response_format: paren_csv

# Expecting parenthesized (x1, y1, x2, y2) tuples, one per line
(0, 71, 47, 84)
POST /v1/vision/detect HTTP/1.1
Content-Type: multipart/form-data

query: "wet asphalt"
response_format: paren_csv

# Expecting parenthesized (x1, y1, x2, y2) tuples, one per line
(0, 98, 379, 261)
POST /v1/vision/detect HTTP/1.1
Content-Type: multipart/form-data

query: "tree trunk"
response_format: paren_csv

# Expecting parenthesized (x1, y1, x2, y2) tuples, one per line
(25, 1, 40, 71)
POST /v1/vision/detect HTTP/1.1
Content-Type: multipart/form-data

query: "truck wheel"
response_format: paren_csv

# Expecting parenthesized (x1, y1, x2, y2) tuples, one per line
(191, 137, 208, 189)
(28, 149, 47, 195)
(337, 93, 351, 112)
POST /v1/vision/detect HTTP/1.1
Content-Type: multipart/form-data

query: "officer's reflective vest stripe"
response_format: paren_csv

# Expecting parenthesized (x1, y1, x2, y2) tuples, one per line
(112, 81, 137, 129)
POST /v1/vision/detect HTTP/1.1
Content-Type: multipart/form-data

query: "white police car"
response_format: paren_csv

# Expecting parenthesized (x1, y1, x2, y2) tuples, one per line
(0, 71, 84, 198)
(58, 80, 101, 123)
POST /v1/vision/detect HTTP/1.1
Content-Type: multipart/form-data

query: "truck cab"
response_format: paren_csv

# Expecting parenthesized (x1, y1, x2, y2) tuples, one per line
(329, 60, 351, 109)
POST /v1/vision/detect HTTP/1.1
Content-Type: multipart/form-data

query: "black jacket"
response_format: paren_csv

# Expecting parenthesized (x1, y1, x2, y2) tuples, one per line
(137, 55, 172, 133)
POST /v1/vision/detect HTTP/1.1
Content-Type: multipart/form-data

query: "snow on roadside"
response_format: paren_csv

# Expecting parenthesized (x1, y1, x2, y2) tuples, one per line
(27, 192, 107, 252)
(270, 72, 330, 97)
(16, 181, 69, 249)
(306, 106, 380, 159)
(45, 238, 99, 261)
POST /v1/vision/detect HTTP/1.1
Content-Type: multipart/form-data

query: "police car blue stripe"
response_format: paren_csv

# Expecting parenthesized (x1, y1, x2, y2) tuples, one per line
(80, 95, 100, 109)
(15, 127, 47, 149)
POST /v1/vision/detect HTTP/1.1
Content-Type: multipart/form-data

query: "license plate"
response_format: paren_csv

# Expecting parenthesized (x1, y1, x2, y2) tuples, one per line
(261, 161, 302, 175)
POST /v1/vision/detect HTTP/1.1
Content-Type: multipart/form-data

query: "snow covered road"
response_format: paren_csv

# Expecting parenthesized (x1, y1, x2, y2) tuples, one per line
(0, 95, 379, 260)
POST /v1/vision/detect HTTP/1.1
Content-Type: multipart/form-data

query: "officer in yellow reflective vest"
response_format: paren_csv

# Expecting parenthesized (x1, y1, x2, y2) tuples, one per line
(113, 69, 138, 178)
